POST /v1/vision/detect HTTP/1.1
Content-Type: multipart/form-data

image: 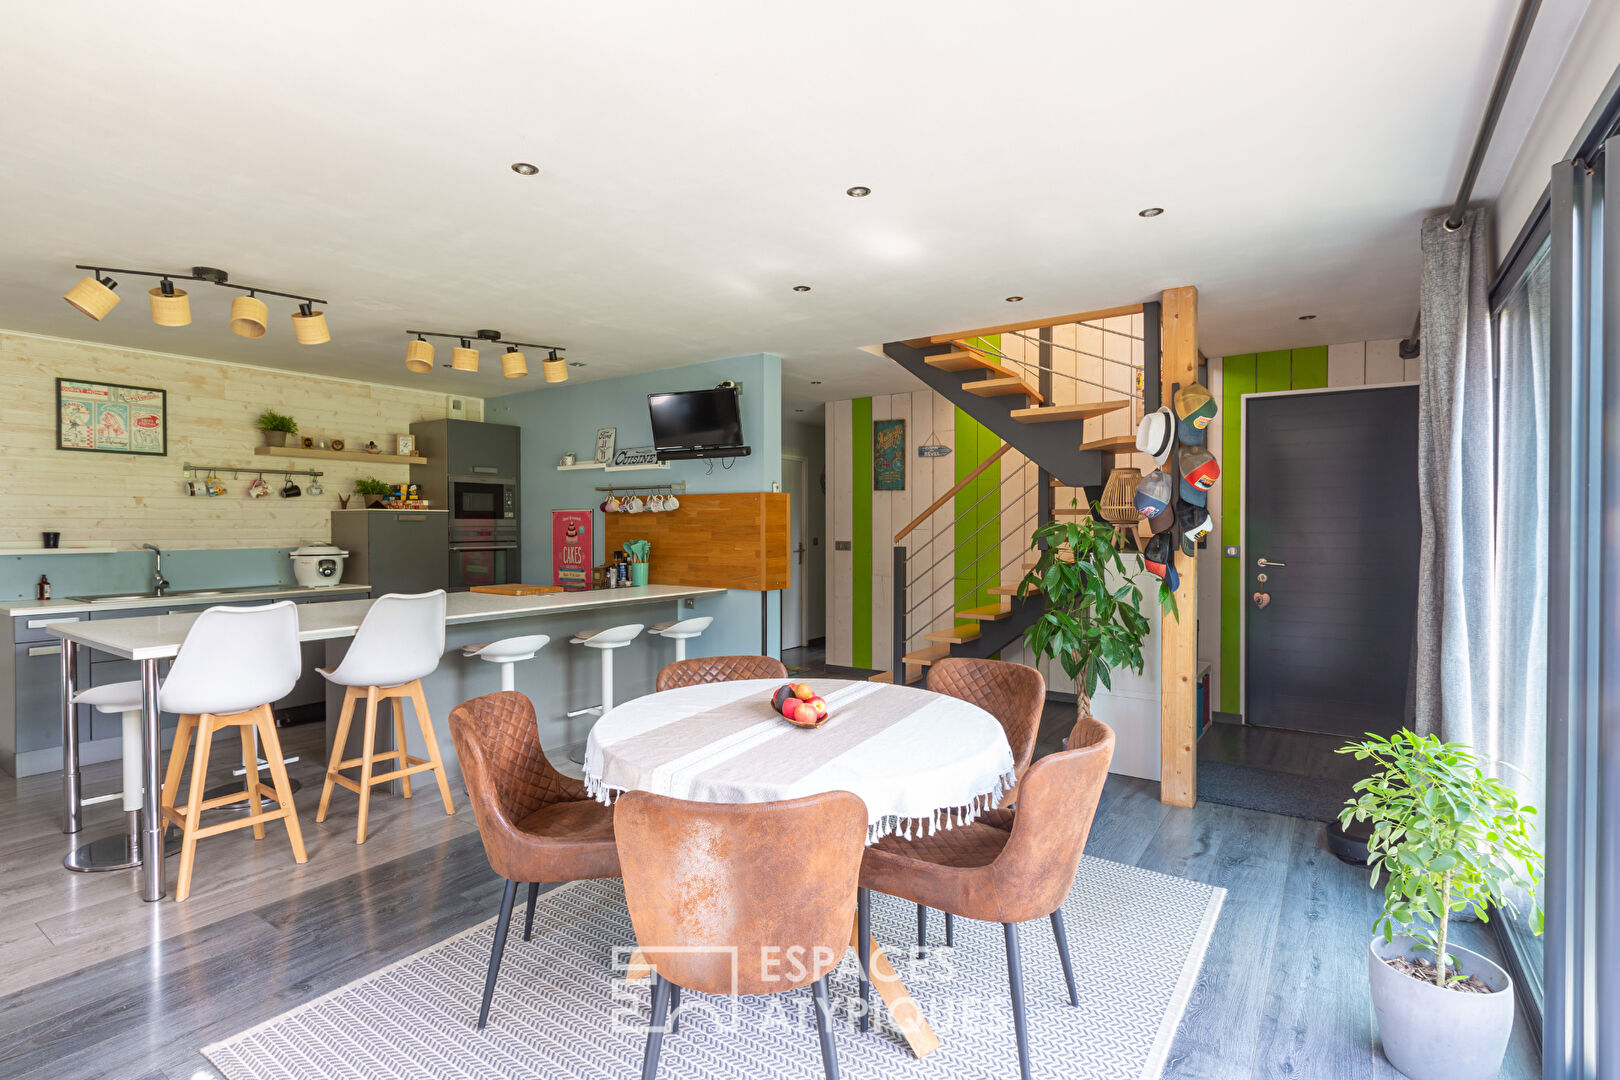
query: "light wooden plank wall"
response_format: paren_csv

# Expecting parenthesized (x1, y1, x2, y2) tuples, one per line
(0, 330, 471, 549)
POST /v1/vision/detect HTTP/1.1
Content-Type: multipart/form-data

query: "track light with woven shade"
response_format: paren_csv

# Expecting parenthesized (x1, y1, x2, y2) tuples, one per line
(501, 346, 528, 378)
(148, 279, 191, 326)
(229, 294, 269, 338)
(64, 274, 120, 320)
(291, 302, 329, 345)
(543, 349, 568, 383)
(451, 340, 479, 372)
(405, 336, 434, 373)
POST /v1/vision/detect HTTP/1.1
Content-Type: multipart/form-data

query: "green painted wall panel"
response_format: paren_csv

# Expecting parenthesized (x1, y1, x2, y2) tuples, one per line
(1255, 350, 1292, 393)
(851, 396, 873, 669)
(1218, 354, 1255, 714)
(1291, 346, 1328, 390)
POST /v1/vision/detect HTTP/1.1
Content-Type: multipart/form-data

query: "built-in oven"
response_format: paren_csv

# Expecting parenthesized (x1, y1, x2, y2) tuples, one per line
(450, 476, 516, 525)
(450, 522, 520, 589)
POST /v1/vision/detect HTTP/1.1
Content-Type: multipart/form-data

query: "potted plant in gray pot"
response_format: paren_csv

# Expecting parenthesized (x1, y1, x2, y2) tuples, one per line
(1338, 731, 1542, 1080)
(255, 409, 300, 447)
(1016, 505, 1174, 720)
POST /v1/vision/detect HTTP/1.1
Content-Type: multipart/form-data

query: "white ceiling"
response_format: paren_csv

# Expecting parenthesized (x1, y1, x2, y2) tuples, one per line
(0, 1, 1588, 410)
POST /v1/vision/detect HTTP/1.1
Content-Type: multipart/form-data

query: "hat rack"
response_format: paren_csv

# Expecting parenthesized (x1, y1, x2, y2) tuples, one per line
(593, 480, 686, 495)
(183, 462, 324, 479)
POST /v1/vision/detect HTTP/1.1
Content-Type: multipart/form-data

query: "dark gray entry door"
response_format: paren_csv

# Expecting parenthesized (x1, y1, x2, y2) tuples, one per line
(1244, 385, 1419, 738)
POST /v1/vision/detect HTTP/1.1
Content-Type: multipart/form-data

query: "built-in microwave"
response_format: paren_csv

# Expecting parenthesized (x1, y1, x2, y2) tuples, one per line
(450, 477, 516, 524)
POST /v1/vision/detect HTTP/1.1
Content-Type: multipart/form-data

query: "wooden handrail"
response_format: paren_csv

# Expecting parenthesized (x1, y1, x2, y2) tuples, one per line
(893, 442, 1012, 544)
(926, 302, 1146, 345)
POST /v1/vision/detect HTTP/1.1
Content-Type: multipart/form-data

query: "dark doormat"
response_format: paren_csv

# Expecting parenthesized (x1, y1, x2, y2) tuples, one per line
(1196, 760, 1358, 823)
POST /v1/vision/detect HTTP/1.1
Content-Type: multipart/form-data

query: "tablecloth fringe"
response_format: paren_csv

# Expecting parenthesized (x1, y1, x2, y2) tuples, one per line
(582, 767, 1018, 846)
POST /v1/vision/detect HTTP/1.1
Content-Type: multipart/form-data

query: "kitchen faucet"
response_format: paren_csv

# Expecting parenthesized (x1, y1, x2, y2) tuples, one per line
(140, 543, 170, 595)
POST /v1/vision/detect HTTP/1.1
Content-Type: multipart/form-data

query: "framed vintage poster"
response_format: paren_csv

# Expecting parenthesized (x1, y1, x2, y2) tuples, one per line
(594, 427, 616, 464)
(57, 378, 167, 456)
(874, 418, 905, 490)
(552, 510, 594, 590)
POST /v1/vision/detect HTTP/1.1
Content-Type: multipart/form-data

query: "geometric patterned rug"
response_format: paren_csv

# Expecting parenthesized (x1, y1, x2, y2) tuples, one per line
(205, 857, 1223, 1080)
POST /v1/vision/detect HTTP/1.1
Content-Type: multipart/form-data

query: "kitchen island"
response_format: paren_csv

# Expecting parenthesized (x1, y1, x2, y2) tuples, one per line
(47, 584, 726, 901)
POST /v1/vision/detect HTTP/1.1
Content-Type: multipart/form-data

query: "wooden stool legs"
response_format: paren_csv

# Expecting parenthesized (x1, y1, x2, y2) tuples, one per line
(316, 678, 455, 844)
(157, 704, 306, 902)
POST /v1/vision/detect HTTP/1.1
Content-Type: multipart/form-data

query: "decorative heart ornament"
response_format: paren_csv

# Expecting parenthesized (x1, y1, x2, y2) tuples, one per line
(1252, 591, 1271, 610)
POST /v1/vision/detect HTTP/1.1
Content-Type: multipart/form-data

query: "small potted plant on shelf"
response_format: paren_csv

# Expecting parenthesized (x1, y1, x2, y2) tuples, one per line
(255, 409, 300, 447)
(353, 476, 394, 509)
(1016, 504, 1173, 721)
(1338, 731, 1542, 1080)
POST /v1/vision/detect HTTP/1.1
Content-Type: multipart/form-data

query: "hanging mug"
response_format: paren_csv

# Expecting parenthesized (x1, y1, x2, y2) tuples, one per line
(281, 478, 302, 498)
(663, 493, 679, 511)
(647, 494, 664, 512)
(204, 474, 226, 497)
(247, 477, 271, 499)
(307, 477, 324, 495)
(626, 496, 645, 513)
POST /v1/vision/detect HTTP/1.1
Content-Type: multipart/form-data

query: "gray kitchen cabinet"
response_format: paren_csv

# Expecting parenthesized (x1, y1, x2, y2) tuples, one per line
(4, 614, 87, 776)
(415, 418, 519, 478)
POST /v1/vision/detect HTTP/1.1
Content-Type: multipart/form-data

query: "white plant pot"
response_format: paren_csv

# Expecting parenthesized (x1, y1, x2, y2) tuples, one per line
(283, 431, 303, 447)
(1368, 935, 1514, 1080)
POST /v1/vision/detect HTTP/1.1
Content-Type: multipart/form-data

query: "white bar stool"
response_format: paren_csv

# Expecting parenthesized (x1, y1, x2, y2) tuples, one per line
(462, 634, 551, 692)
(158, 601, 308, 902)
(566, 623, 645, 763)
(647, 616, 714, 662)
(63, 683, 150, 872)
(317, 591, 456, 844)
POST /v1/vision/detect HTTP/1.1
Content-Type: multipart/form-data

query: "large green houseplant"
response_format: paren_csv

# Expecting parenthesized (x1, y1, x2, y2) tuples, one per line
(1337, 730, 1542, 1080)
(1015, 507, 1175, 719)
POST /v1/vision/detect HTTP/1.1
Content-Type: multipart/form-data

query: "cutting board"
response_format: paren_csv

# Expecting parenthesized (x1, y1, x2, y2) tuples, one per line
(468, 584, 563, 596)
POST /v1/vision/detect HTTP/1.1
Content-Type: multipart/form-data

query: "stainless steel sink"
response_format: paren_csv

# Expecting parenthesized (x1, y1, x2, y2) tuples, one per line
(69, 587, 256, 604)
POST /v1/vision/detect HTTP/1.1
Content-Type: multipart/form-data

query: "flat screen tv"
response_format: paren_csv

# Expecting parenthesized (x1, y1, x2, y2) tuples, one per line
(648, 388, 743, 453)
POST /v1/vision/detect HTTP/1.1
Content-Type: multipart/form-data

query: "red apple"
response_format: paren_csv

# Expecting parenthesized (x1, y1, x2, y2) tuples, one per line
(792, 683, 815, 700)
(807, 696, 828, 719)
(791, 701, 819, 725)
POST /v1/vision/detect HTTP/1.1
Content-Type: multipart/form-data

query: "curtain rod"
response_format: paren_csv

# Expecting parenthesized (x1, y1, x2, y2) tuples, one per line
(1401, 0, 1543, 360)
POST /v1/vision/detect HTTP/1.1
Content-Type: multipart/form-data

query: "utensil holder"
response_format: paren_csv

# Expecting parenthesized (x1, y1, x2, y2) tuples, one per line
(630, 563, 648, 587)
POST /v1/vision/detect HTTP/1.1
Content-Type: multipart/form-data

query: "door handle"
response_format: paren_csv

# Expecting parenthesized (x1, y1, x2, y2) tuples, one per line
(1256, 558, 1287, 568)
(27, 644, 62, 657)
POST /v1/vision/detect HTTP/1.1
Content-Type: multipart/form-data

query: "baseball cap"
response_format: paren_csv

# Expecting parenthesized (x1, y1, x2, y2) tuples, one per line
(1174, 383, 1218, 445)
(1135, 406, 1175, 465)
(1177, 501, 1213, 557)
(1143, 533, 1180, 591)
(1178, 445, 1220, 507)
(1134, 468, 1172, 521)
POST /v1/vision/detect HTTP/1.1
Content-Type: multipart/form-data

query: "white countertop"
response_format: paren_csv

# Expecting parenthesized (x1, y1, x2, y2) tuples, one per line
(2, 583, 373, 618)
(46, 584, 725, 660)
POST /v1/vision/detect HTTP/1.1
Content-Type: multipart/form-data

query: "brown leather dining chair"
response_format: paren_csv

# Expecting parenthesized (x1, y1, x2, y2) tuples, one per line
(655, 653, 788, 691)
(857, 716, 1114, 1080)
(916, 657, 1046, 950)
(448, 691, 622, 1031)
(615, 789, 868, 1080)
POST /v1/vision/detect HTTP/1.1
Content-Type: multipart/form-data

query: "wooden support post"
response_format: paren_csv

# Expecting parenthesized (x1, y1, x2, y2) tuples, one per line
(1159, 286, 1199, 808)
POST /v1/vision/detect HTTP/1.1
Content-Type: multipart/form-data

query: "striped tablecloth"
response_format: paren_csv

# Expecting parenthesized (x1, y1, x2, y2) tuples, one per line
(583, 678, 1016, 843)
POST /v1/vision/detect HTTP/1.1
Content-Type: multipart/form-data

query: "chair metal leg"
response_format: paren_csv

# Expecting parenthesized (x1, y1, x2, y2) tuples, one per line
(670, 983, 681, 1035)
(477, 880, 519, 1031)
(1004, 922, 1032, 1080)
(1050, 909, 1078, 1007)
(642, 974, 672, 1080)
(917, 904, 928, 948)
(811, 975, 840, 1080)
(857, 887, 872, 1033)
(945, 912, 955, 947)
(523, 881, 540, 942)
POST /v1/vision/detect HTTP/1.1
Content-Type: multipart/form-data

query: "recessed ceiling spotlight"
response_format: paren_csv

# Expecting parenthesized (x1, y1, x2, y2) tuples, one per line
(846, 186, 871, 197)
(793, 285, 812, 292)
(1298, 314, 1317, 320)
(510, 162, 539, 175)
(1005, 296, 1024, 303)
(1138, 207, 1164, 218)
(570, 361, 586, 367)
(795, 408, 805, 413)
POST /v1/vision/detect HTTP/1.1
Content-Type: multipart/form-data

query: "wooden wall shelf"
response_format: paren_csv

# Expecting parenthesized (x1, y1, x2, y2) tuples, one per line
(254, 446, 427, 466)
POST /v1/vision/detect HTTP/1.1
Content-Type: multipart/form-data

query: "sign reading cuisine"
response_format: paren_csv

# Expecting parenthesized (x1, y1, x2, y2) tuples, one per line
(57, 378, 167, 456)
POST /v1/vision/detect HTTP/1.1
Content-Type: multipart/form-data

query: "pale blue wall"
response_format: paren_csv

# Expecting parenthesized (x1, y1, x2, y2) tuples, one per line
(486, 353, 785, 658)
(0, 547, 301, 603)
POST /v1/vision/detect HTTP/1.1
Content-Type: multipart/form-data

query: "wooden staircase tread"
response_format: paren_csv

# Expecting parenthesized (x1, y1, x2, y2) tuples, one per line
(1077, 434, 1139, 453)
(901, 644, 953, 666)
(925, 350, 1010, 375)
(962, 376, 1045, 404)
(987, 583, 1025, 595)
(870, 665, 924, 684)
(924, 626, 981, 645)
(954, 603, 1012, 621)
(1011, 400, 1130, 423)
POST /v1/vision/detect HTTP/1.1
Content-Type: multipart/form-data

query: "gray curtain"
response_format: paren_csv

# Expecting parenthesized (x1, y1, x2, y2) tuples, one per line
(1413, 208, 1495, 742)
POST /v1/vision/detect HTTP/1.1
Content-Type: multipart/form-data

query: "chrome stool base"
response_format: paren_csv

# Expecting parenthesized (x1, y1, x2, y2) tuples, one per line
(64, 811, 182, 872)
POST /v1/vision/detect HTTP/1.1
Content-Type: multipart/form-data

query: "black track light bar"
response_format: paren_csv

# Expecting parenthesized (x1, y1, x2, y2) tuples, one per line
(73, 265, 327, 306)
(403, 329, 567, 353)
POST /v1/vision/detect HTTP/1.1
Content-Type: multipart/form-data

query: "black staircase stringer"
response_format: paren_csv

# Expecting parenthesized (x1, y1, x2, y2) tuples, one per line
(882, 341, 1104, 487)
(951, 594, 1042, 661)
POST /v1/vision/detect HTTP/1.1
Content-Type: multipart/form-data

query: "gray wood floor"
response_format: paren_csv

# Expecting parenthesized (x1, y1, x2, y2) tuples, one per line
(0, 706, 1540, 1080)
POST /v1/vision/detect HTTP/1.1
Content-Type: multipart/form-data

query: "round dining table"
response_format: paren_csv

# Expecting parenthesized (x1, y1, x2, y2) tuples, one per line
(582, 677, 1016, 843)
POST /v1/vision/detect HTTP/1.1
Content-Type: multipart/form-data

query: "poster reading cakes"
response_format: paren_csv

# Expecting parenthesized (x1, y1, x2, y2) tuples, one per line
(552, 510, 593, 590)
(57, 378, 167, 455)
